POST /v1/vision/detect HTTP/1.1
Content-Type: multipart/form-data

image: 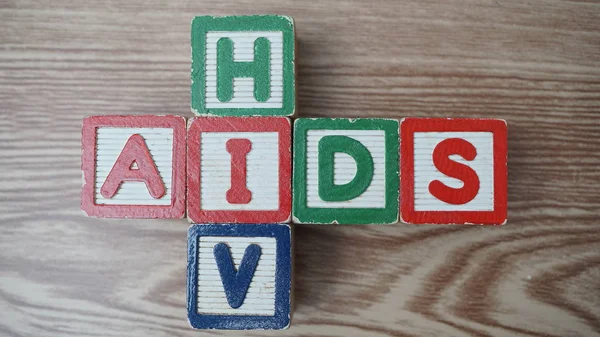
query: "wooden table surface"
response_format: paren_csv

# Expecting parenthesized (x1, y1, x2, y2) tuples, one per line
(1, 1, 599, 336)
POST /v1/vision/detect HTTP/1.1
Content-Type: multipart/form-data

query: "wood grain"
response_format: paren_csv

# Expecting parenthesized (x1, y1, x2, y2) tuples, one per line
(1, 0, 599, 336)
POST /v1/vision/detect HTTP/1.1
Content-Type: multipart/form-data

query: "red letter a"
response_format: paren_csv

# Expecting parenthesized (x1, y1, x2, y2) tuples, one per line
(100, 134, 166, 199)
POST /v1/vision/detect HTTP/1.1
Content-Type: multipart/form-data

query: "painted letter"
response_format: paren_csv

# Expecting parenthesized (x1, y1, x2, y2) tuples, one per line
(217, 37, 271, 102)
(318, 136, 374, 202)
(429, 138, 480, 204)
(100, 134, 165, 199)
(214, 243, 261, 308)
(226, 138, 253, 204)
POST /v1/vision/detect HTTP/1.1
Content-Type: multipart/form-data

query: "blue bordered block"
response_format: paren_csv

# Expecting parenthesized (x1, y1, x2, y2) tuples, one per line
(187, 224, 292, 330)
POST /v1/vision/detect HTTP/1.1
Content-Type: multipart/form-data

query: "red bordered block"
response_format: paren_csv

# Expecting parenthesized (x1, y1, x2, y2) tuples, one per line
(187, 117, 291, 223)
(81, 115, 186, 218)
(400, 118, 507, 225)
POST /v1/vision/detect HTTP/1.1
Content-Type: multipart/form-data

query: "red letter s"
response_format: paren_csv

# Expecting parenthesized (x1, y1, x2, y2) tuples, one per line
(428, 138, 480, 205)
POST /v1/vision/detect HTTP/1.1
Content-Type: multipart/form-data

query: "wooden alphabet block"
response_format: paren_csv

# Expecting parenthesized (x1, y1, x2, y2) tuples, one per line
(400, 118, 508, 225)
(187, 224, 292, 330)
(191, 15, 296, 117)
(292, 118, 399, 224)
(187, 117, 291, 223)
(81, 115, 186, 218)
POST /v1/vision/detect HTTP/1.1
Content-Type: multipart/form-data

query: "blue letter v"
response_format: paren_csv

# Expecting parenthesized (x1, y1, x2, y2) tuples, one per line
(213, 243, 262, 309)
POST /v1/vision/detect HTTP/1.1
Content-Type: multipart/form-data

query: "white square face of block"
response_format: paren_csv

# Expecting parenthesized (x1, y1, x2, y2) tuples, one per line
(197, 236, 276, 316)
(306, 130, 386, 208)
(95, 127, 173, 205)
(205, 31, 283, 109)
(413, 132, 494, 211)
(200, 132, 279, 210)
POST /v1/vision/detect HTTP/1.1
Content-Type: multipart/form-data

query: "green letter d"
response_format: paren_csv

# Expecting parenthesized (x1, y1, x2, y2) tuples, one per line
(318, 136, 374, 202)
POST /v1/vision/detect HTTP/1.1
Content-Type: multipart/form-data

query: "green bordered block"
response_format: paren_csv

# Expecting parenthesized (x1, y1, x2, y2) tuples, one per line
(293, 118, 400, 224)
(191, 15, 296, 116)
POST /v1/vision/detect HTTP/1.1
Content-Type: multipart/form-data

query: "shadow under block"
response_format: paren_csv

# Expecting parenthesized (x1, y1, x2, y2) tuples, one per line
(400, 118, 508, 225)
(187, 117, 292, 223)
(191, 15, 296, 117)
(187, 224, 292, 330)
(81, 115, 186, 218)
(292, 118, 400, 224)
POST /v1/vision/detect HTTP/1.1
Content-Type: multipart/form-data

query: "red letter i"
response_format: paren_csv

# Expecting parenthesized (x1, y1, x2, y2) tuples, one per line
(226, 139, 252, 204)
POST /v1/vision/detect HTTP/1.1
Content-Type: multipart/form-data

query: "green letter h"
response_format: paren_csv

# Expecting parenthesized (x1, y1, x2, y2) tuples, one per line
(217, 37, 271, 102)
